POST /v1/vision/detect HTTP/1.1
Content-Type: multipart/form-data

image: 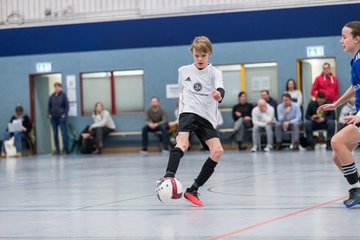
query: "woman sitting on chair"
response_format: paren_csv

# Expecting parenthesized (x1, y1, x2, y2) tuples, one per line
(1, 105, 32, 158)
(87, 102, 116, 154)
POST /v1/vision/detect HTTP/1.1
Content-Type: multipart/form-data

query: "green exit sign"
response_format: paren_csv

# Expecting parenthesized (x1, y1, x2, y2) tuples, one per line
(306, 46, 325, 57)
(36, 62, 52, 73)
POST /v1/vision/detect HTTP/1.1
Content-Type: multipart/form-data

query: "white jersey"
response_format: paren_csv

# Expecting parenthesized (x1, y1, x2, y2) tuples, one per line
(178, 63, 224, 128)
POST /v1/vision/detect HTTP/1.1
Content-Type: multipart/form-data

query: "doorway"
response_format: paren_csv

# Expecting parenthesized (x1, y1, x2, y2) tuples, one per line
(29, 73, 62, 154)
(297, 58, 336, 109)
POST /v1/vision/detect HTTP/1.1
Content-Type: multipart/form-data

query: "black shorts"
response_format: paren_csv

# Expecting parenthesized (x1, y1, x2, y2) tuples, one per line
(178, 113, 219, 143)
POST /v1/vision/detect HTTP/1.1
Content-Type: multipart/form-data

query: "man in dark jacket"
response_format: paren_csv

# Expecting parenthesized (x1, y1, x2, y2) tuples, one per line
(232, 91, 253, 150)
(305, 92, 335, 150)
(48, 82, 69, 154)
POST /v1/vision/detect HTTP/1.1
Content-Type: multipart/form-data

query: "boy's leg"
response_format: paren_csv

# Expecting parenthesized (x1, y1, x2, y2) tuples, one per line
(184, 137, 223, 206)
(331, 125, 360, 208)
(163, 132, 189, 178)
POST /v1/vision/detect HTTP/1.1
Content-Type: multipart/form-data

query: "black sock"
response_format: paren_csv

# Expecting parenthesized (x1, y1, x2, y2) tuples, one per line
(164, 147, 184, 178)
(342, 162, 360, 185)
(188, 157, 218, 192)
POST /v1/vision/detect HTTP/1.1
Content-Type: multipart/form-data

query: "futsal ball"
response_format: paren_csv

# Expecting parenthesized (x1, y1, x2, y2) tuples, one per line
(156, 177, 183, 204)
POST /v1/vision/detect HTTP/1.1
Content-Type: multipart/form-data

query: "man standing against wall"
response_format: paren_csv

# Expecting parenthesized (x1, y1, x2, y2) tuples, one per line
(311, 62, 339, 102)
(48, 82, 69, 155)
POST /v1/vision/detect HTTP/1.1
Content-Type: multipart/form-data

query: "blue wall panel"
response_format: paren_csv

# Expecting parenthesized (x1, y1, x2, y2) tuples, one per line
(0, 36, 351, 137)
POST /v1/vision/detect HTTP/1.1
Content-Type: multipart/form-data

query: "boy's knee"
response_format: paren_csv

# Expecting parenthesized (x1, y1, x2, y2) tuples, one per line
(211, 145, 224, 161)
(175, 136, 189, 151)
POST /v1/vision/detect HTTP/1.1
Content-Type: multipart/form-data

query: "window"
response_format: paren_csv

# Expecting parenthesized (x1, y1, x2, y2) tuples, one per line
(216, 64, 242, 109)
(114, 70, 144, 113)
(244, 62, 278, 104)
(80, 70, 144, 115)
(81, 72, 112, 115)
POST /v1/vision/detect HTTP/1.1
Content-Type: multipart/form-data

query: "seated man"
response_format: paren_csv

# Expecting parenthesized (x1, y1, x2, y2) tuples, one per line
(274, 93, 302, 151)
(305, 92, 336, 150)
(251, 99, 275, 152)
(260, 90, 278, 120)
(1, 105, 33, 158)
(140, 96, 169, 155)
(232, 92, 253, 150)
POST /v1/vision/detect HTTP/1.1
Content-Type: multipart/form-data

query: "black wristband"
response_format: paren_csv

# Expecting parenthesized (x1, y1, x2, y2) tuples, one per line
(216, 88, 225, 103)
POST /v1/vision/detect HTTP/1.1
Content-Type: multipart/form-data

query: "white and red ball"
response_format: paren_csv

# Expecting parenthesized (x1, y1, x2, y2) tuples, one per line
(156, 178, 183, 204)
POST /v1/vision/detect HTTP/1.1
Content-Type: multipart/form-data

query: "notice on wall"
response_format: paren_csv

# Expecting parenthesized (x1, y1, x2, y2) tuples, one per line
(166, 84, 180, 99)
(68, 102, 77, 117)
(67, 88, 77, 102)
(66, 75, 76, 89)
(251, 76, 270, 91)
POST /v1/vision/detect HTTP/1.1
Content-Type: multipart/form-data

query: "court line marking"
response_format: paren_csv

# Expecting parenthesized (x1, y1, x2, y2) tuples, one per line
(209, 196, 347, 240)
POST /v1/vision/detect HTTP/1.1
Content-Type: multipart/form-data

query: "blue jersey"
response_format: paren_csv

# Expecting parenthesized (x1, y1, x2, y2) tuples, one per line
(351, 49, 360, 111)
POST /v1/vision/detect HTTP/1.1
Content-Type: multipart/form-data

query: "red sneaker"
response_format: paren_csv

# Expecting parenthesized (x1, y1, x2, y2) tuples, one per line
(183, 189, 204, 207)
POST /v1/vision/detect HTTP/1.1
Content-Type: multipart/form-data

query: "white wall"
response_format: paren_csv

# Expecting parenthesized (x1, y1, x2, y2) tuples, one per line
(0, 0, 356, 28)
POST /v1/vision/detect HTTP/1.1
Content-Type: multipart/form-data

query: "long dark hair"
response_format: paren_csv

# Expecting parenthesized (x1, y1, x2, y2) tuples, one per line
(285, 79, 297, 91)
(93, 102, 104, 115)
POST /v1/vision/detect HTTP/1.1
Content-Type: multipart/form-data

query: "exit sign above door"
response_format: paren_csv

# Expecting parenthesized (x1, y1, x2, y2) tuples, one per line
(306, 46, 325, 58)
(35, 62, 52, 73)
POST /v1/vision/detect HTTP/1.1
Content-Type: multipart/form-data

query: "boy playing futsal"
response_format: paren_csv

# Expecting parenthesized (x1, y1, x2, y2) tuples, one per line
(160, 36, 225, 207)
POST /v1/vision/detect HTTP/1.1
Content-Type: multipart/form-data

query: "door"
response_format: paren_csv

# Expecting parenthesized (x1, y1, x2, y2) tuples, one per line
(298, 58, 336, 110)
(30, 73, 62, 154)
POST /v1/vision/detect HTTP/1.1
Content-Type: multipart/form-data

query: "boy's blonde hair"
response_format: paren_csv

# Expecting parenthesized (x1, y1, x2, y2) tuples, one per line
(191, 36, 212, 54)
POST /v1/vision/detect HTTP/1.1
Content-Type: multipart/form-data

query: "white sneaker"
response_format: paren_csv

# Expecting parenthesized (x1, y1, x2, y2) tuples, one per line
(264, 145, 272, 152)
(251, 146, 257, 152)
(139, 150, 148, 156)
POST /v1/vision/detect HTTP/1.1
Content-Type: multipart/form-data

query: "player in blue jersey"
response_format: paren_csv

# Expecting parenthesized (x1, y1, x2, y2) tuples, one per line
(317, 21, 360, 208)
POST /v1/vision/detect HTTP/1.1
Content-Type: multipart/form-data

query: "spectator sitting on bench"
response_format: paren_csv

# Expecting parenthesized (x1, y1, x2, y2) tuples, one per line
(88, 102, 116, 154)
(260, 90, 278, 120)
(251, 99, 275, 152)
(274, 93, 302, 151)
(1, 105, 32, 158)
(140, 96, 170, 155)
(232, 91, 253, 150)
(305, 92, 336, 151)
(338, 96, 356, 131)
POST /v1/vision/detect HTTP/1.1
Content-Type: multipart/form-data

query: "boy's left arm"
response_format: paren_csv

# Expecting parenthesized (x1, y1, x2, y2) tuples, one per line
(213, 88, 225, 102)
(214, 70, 225, 102)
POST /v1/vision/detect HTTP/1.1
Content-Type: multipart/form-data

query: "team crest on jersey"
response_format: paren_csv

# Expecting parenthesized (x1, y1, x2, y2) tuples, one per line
(185, 77, 191, 81)
(193, 83, 202, 92)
